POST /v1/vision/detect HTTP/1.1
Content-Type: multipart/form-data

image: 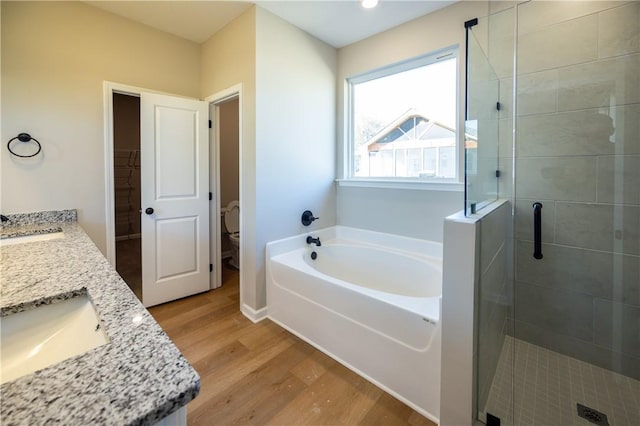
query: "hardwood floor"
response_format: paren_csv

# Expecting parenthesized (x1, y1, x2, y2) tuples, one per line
(149, 263, 436, 426)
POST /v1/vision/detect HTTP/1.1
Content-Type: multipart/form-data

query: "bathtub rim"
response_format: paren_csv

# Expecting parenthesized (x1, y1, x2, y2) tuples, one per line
(266, 225, 443, 324)
(266, 225, 443, 260)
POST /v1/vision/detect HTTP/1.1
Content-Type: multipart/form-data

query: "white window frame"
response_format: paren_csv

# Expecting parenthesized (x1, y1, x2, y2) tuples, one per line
(341, 45, 463, 191)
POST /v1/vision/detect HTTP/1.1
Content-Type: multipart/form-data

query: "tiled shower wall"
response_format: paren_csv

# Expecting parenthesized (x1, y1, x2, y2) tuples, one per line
(477, 200, 512, 413)
(495, 1, 639, 380)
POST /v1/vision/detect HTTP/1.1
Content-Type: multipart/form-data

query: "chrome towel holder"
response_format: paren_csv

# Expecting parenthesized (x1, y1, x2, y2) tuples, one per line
(7, 133, 42, 158)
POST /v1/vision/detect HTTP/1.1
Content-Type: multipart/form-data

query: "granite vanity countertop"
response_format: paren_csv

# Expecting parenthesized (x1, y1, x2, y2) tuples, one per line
(0, 211, 200, 425)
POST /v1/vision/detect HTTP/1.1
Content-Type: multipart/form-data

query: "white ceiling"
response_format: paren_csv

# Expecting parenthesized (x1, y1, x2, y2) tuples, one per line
(86, 1, 254, 44)
(86, 1, 456, 48)
(256, 1, 456, 48)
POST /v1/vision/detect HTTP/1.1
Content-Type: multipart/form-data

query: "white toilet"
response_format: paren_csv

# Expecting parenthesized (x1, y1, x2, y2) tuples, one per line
(224, 200, 240, 269)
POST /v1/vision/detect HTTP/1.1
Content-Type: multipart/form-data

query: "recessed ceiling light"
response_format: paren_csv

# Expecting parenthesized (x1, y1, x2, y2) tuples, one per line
(361, 0, 378, 9)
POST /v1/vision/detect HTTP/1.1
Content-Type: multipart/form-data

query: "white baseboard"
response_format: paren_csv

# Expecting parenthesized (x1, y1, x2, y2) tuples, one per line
(241, 303, 268, 323)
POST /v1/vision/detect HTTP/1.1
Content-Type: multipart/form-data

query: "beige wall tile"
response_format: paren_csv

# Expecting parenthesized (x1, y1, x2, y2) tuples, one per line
(516, 157, 597, 202)
(516, 241, 640, 307)
(558, 53, 640, 111)
(612, 104, 640, 155)
(514, 199, 555, 243)
(499, 77, 513, 120)
(480, 202, 509, 274)
(488, 7, 515, 80)
(489, 1, 515, 16)
(516, 70, 558, 116)
(517, 1, 621, 36)
(598, 2, 640, 59)
(498, 157, 514, 199)
(478, 242, 509, 409)
(468, 79, 500, 121)
(594, 299, 640, 357)
(556, 202, 640, 255)
(498, 118, 513, 159)
(515, 281, 594, 341)
(516, 107, 640, 157)
(517, 14, 598, 75)
(597, 155, 640, 205)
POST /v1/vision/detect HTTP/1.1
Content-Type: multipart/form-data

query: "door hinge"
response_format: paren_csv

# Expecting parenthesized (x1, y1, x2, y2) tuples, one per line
(209, 192, 212, 201)
(210, 263, 213, 272)
(496, 101, 501, 111)
(209, 120, 212, 128)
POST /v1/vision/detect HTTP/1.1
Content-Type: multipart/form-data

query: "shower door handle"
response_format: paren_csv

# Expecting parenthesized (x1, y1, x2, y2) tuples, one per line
(533, 202, 543, 260)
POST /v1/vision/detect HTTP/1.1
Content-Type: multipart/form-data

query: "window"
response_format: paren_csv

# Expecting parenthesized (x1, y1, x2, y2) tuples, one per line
(346, 48, 458, 183)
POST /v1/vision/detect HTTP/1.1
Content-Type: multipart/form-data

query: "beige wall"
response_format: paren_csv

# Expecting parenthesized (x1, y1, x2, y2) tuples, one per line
(219, 98, 239, 255)
(219, 98, 240, 209)
(255, 7, 337, 309)
(336, 1, 490, 242)
(1, 1, 200, 253)
(200, 7, 258, 309)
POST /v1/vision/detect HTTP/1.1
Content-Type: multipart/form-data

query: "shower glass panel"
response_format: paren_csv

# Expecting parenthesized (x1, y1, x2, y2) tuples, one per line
(464, 14, 502, 216)
(469, 5, 516, 424)
(478, 2, 640, 425)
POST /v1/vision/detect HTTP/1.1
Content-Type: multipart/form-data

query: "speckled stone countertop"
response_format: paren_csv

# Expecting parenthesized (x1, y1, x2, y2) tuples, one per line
(0, 211, 200, 425)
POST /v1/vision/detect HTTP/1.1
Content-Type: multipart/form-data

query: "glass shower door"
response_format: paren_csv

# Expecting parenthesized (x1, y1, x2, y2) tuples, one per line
(481, 2, 640, 425)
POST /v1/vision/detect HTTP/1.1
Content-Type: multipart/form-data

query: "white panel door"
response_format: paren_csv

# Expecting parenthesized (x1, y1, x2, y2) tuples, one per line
(140, 93, 209, 307)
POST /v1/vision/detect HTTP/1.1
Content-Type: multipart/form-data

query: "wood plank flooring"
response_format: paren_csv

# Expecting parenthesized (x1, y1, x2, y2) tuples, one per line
(149, 263, 436, 426)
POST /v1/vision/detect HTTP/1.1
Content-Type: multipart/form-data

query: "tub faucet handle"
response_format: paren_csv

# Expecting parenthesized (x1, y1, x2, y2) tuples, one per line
(306, 236, 321, 247)
(301, 210, 319, 226)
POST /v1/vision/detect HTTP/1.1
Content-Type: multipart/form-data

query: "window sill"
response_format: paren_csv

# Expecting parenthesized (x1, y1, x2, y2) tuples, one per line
(336, 178, 464, 192)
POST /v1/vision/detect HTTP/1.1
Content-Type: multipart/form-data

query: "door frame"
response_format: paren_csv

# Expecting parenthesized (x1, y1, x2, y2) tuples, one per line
(204, 84, 243, 295)
(102, 81, 196, 266)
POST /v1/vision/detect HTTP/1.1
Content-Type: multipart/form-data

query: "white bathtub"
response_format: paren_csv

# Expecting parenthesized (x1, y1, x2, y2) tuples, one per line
(266, 226, 442, 422)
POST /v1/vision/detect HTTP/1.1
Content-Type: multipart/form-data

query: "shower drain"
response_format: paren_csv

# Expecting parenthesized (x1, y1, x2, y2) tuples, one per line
(577, 403, 609, 426)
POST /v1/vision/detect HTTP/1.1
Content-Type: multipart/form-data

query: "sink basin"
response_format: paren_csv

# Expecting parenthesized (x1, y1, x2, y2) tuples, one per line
(1, 295, 108, 384)
(0, 231, 64, 247)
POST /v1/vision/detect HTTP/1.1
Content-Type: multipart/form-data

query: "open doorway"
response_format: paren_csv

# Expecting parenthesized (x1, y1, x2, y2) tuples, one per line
(112, 92, 142, 300)
(207, 84, 242, 302)
(217, 97, 240, 287)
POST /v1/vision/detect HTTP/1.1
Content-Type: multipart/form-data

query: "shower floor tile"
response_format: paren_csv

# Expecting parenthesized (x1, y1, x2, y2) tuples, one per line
(482, 336, 640, 426)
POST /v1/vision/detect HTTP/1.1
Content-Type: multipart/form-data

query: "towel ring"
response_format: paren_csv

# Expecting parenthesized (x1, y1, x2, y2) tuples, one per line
(7, 133, 42, 158)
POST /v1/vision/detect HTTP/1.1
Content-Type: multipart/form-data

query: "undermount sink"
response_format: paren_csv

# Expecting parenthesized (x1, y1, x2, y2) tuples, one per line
(1, 295, 108, 384)
(0, 231, 64, 247)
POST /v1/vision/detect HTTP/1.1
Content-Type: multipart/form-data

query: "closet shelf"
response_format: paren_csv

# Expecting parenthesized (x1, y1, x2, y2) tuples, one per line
(114, 149, 140, 239)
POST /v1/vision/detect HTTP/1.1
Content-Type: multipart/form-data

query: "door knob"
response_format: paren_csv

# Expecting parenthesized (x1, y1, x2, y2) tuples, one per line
(145, 207, 154, 215)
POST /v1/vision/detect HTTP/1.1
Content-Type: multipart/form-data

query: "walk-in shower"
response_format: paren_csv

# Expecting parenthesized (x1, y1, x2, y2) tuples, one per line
(467, 2, 639, 425)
